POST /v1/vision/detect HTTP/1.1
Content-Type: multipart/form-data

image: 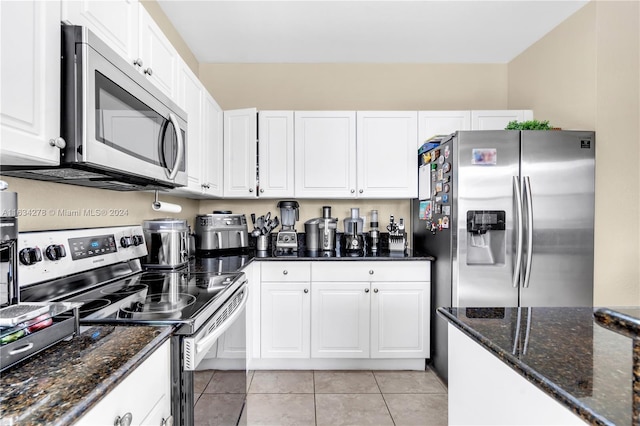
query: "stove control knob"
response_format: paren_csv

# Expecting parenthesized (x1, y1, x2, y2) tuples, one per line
(19, 247, 42, 265)
(132, 235, 144, 246)
(120, 236, 132, 248)
(45, 244, 66, 261)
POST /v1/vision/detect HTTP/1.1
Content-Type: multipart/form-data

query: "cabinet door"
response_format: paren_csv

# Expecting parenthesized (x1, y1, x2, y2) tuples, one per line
(311, 282, 370, 358)
(0, 0, 60, 166)
(261, 282, 310, 358)
(294, 111, 356, 198)
(258, 111, 295, 198)
(177, 62, 203, 193)
(138, 4, 177, 99)
(76, 340, 171, 426)
(61, 0, 138, 64)
(224, 108, 258, 198)
(418, 111, 471, 148)
(201, 94, 223, 197)
(370, 282, 430, 358)
(471, 110, 534, 130)
(356, 111, 418, 198)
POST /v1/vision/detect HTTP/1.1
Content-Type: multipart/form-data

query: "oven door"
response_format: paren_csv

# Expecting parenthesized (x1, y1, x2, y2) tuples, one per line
(63, 26, 187, 187)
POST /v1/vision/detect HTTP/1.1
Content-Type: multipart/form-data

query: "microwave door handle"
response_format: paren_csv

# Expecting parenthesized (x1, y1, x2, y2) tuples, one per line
(167, 113, 184, 180)
(523, 176, 534, 288)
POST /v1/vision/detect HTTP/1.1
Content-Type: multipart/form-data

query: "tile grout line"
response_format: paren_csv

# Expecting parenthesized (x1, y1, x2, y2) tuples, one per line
(313, 370, 318, 426)
(372, 370, 397, 426)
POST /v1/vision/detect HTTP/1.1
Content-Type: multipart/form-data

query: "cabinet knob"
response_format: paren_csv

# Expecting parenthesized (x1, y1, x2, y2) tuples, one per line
(260, 189, 264, 193)
(249, 188, 254, 193)
(369, 270, 374, 275)
(364, 288, 370, 293)
(161, 416, 174, 426)
(114, 412, 133, 426)
(283, 270, 288, 275)
(350, 189, 355, 194)
(359, 189, 364, 194)
(144, 67, 153, 76)
(133, 58, 143, 67)
(304, 288, 309, 293)
(49, 137, 66, 149)
(374, 288, 379, 293)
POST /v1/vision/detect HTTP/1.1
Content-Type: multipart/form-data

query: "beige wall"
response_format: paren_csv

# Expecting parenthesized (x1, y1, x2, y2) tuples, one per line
(508, 1, 640, 306)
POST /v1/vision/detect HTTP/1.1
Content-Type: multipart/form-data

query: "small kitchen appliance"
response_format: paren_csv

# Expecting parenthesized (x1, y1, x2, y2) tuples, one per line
(369, 210, 380, 254)
(142, 218, 189, 269)
(194, 211, 248, 252)
(342, 208, 365, 256)
(304, 218, 320, 252)
(318, 206, 338, 252)
(0, 181, 18, 306)
(276, 201, 299, 252)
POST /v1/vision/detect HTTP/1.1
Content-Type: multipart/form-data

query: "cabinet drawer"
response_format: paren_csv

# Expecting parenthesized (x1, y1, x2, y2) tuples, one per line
(311, 261, 430, 282)
(261, 262, 311, 282)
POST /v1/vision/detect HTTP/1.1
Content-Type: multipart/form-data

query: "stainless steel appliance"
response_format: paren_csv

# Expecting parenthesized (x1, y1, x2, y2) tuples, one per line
(275, 201, 299, 252)
(17, 226, 248, 426)
(304, 218, 320, 252)
(342, 207, 364, 256)
(0, 181, 18, 306)
(369, 210, 380, 254)
(142, 219, 189, 269)
(1, 25, 187, 190)
(194, 212, 248, 252)
(411, 130, 596, 383)
(318, 206, 338, 252)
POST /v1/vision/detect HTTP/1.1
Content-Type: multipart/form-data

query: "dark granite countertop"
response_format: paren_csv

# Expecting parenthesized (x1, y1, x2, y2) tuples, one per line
(0, 324, 173, 425)
(438, 306, 639, 426)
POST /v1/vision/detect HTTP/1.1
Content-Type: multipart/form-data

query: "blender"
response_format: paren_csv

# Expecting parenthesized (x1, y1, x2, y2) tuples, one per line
(342, 207, 365, 256)
(275, 200, 300, 252)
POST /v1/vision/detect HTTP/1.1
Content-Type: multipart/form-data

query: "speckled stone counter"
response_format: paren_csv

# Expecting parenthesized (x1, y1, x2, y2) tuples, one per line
(0, 324, 173, 425)
(438, 306, 638, 426)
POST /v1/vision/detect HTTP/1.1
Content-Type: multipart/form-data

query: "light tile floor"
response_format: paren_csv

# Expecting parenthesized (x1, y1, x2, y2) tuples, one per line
(194, 369, 448, 426)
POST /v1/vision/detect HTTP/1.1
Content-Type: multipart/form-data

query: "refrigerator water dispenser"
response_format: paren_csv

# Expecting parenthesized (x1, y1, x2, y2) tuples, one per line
(466, 210, 506, 265)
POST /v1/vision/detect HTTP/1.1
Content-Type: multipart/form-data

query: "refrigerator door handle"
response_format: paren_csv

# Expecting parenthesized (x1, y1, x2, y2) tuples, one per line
(512, 176, 524, 288)
(523, 176, 534, 288)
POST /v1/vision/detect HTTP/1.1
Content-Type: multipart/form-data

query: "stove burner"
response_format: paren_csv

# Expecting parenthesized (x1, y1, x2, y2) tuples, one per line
(119, 293, 196, 316)
(79, 299, 111, 314)
(99, 284, 148, 296)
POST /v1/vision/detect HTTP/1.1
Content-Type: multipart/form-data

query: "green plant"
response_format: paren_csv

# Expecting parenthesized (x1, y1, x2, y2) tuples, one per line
(505, 120, 553, 130)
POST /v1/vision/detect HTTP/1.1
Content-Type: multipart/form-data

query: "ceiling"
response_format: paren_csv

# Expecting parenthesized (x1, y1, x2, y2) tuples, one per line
(157, 0, 590, 64)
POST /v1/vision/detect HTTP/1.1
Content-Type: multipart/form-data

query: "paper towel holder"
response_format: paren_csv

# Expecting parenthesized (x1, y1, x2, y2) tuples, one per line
(152, 190, 182, 213)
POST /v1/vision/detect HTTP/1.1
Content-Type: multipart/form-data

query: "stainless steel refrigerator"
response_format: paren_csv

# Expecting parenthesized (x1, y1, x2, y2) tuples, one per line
(411, 130, 595, 383)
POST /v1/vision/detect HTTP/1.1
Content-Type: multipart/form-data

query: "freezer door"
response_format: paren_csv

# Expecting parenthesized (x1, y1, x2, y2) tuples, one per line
(455, 131, 520, 307)
(519, 131, 595, 307)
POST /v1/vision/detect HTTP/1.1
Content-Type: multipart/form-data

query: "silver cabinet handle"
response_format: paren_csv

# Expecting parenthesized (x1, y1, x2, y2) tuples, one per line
(304, 288, 309, 293)
(166, 113, 184, 180)
(374, 288, 378, 293)
(249, 188, 254, 193)
(283, 270, 288, 275)
(364, 288, 369, 293)
(144, 67, 153, 76)
(114, 413, 132, 426)
(161, 415, 174, 426)
(49, 137, 66, 149)
(133, 58, 143, 67)
(359, 189, 363, 194)
(512, 176, 524, 288)
(350, 189, 355, 193)
(369, 270, 374, 275)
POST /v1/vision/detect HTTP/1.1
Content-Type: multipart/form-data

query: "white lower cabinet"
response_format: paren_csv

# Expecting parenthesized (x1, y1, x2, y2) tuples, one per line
(75, 340, 172, 426)
(258, 261, 431, 364)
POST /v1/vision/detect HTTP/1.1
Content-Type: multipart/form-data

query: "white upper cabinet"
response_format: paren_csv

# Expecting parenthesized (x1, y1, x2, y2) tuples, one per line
(356, 111, 418, 198)
(294, 111, 357, 198)
(224, 108, 258, 198)
(258, 111, 295, 198)
(471, 110, 534, 130)
(201, 94, 223, 197)
(176, 62, 203, 194)
(0, 0, 61, 166)
(137, 5, 178, 99)
(61, 0, 139, 64)
(418, 111, 471, 148)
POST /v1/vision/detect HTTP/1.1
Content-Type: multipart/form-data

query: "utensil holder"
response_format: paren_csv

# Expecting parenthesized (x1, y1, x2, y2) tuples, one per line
(257, 235, 269, 251)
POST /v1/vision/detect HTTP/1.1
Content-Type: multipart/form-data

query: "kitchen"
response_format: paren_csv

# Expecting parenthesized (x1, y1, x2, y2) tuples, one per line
(0, 0, 639, 425)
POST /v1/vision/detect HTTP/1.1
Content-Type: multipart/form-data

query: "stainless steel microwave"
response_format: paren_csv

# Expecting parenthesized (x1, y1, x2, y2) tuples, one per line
(1, 25, 187, 190)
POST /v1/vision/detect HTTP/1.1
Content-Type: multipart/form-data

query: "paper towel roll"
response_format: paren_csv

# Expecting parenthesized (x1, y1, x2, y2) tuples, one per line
(152, 201, 182, 213)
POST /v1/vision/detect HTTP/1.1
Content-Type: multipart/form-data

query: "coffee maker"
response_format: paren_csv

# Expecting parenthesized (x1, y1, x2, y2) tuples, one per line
(342, 208, 365, 256)
(275, 200, 300, 252)
(0, 181, 19, 306)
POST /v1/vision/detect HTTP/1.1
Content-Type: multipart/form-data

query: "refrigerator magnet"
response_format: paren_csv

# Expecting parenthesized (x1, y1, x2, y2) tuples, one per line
(435, 204, 442, 214)
(472, 148, 497, 165)
(433, 149, 441, 160)
(438, 155, 445, 165)
(442, 216, 450, 229)
(442, 194, 449, 203)
(435, 196, 442, 202)
(435, 182, 443, 193)
(444, 183, 450, 193)
(444, 146, 450, 158)
(419, 200, 432, 220)
(442, 205, 451, 215)
(432, 171, 437, 182)
(443, 162, 451, 173)
(437, 169, 444, 180)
